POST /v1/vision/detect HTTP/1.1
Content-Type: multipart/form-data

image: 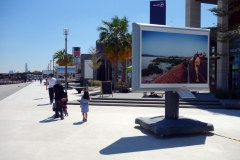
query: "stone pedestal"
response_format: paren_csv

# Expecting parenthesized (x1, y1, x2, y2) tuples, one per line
(135, 91, 214, 135)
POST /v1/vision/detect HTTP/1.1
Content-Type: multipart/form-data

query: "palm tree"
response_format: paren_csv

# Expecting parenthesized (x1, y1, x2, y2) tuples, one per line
(118, 33, 132, 82)
(102, 48, 115, 81)
(97, 16, 130, 82)
(53, 49, 73, 66)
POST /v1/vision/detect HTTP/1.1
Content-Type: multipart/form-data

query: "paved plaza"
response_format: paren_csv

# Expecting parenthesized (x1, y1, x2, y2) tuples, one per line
(0, 82, 240, 160)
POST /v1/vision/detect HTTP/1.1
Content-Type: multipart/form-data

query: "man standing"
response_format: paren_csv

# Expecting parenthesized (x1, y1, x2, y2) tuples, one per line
(46, 74, 56, 104)
(53, 80, 65, 120)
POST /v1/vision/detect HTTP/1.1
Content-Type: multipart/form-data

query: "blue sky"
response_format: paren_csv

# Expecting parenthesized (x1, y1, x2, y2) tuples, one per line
(142, 31, 208, 57)
(0, 0, 217, 73)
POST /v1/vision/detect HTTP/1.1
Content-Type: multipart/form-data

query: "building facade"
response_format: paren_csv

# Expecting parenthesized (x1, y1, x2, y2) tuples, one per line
(186, 0, 240, 90)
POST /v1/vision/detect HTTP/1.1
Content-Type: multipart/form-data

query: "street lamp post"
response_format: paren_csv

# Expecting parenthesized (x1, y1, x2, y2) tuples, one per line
(63, 28, 69, 94)
(53, 56, 55, 76)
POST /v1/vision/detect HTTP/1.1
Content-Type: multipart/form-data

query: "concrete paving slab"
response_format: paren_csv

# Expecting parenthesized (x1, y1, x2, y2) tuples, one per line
(0, 82, 239, 160)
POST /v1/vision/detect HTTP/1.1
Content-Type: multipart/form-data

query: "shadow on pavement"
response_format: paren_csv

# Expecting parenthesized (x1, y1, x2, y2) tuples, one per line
(37, 103, 50, 106)
(205, 109, 240, 117)
(33, 98, 45, 100)
(39, 115, 57, 123)
(70, 93, 81, 95)
(100, 126, 213, 155)
(142, 95, 163, 98)
(73, 122, 84, 125)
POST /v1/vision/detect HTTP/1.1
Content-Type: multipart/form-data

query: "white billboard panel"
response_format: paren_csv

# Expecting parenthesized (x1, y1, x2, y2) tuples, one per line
(84, 60, 93, 79)
(132, 23, 210, 92)
(42, 70, 53, 79)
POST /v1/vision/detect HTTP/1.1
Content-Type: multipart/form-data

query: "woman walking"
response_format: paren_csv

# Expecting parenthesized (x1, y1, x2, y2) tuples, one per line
(80, 91, 90, 122)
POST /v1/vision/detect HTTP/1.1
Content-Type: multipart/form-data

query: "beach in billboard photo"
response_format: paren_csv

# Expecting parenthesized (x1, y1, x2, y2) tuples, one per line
(57, 67, 76, 80)
(57, 72, 75, 79)
(142, 30, 208, 84)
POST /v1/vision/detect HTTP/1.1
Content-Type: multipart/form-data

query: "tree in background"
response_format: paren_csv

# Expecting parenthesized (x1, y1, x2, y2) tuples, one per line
(32, 70, 41, 74)
(118, 33, 132, 82)
(103, 48, 115, 81)
(53, 49, 73, 66)
(86, 46, 102, 80)
(97, 16, 130, 82)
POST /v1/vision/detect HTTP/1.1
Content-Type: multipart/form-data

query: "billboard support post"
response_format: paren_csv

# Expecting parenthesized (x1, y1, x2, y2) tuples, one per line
(165, 91, 179, 118)
(135, 90, 214, 135)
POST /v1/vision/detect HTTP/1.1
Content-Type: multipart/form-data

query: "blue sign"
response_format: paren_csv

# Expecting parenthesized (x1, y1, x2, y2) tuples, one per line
(150, 0, 166, 25)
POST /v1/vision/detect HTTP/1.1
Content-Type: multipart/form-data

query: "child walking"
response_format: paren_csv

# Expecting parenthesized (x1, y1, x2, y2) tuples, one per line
(80, 91, 90, 122)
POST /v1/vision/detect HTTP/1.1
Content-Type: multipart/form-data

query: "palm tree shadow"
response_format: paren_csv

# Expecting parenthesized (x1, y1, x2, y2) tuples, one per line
(39, 115, 57, 123)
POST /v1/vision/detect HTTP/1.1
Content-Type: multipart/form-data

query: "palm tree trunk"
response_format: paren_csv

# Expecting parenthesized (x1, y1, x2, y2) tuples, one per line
(121, 61, 126, 82)
(114, 51, 118, 82)
(107, 60, 110, 80)
(107, 60, 111, 81)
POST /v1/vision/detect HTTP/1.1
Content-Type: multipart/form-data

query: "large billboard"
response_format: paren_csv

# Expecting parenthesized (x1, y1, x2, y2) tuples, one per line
(57, 66, 76, 81)
(150, 0, 166, 25)
(132, 23, 210, 91)
(42, 70, 53, 79)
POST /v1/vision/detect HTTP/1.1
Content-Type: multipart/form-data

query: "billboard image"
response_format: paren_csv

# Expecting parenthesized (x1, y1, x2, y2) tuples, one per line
(57, 66, 76, 81)
(142, 31, 208, 84)
(132, 23, 210, 91)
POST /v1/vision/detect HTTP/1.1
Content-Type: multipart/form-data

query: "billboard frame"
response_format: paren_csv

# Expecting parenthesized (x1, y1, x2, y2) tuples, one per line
(132, 22, 210, 92)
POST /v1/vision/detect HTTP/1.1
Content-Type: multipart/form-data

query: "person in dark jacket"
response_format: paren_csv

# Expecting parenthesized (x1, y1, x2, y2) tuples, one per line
(53, 80, 65, 120)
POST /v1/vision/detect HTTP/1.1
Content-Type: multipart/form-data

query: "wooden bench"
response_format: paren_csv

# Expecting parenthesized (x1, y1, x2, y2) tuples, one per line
(114, 82, 130, 92)
(71, 86, 86, 93)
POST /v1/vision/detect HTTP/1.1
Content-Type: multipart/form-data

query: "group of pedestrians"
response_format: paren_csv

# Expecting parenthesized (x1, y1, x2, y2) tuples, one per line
(45, 74, 90, 122)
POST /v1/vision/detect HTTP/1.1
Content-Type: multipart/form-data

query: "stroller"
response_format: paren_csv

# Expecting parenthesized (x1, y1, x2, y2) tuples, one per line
(63, 105, 68, 116)
(62, 92, 68, 116)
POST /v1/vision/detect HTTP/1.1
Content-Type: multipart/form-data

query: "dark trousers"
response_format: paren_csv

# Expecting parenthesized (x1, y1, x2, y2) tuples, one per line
(55, 100, 63, 118)
(48, 88, 54, 103)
